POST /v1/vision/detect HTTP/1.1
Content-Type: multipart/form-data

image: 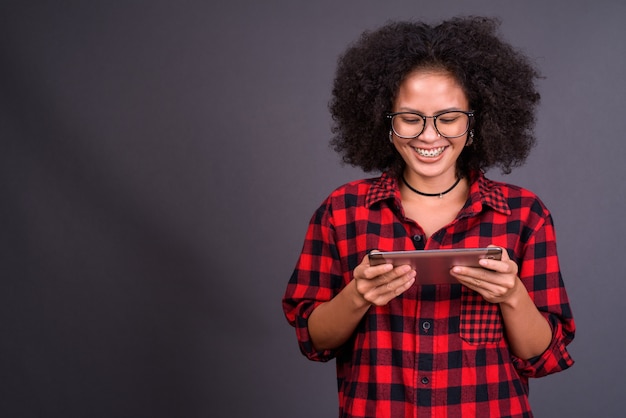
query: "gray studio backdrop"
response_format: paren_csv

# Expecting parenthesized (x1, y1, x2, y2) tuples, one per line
(1, 1, 624, 417)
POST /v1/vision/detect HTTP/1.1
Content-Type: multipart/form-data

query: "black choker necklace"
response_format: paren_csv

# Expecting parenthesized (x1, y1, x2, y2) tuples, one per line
(402, 175, 462, 199)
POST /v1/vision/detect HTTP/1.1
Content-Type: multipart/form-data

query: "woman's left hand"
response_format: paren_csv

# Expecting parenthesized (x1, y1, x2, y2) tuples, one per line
(450, 246, 521, 304)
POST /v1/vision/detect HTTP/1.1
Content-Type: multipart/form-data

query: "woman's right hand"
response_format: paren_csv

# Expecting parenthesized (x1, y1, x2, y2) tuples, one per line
(352, 253, 416, 306)
(308, 252, 416, 351)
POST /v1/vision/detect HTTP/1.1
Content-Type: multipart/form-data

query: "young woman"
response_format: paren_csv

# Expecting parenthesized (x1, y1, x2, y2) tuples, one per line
(283, 16, 575, 417)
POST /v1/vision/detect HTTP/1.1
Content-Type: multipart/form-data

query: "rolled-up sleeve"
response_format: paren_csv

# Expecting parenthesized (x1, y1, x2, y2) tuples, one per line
(512, 311, 575, 377)
(512, 208, 575, 377)
(282, 199, 345, 362)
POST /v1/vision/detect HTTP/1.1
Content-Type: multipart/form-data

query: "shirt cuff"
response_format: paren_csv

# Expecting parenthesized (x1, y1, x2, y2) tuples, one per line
(293, 302, 337, 362)
(511, 313, 575, 378)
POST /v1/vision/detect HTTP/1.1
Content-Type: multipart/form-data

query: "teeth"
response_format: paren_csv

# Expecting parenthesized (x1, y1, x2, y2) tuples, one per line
(414, 146, 446, 157)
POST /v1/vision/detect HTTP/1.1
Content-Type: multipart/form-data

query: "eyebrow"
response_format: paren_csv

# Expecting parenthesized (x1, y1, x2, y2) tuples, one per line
(396, 107, 465, 114)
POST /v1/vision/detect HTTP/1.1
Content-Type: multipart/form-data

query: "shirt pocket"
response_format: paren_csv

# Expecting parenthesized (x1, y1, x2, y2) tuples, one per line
(460, 288, 503, 344)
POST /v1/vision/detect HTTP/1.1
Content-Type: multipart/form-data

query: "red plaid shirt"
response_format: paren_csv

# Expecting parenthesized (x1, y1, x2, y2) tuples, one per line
(283, 170, 575, 418)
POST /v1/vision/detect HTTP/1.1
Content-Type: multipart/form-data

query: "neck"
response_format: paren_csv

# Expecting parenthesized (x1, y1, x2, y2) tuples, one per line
(401, 174, 462, 199)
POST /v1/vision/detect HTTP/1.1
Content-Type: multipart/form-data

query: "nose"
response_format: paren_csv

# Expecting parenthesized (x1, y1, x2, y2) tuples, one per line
(418, 117, 440, 139)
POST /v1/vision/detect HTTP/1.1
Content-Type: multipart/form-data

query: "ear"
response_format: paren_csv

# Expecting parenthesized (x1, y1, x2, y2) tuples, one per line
(465, 130, 474, 146)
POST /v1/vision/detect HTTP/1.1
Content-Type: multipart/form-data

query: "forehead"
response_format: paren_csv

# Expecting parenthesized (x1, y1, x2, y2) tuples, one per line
(395, 69, 468, 110)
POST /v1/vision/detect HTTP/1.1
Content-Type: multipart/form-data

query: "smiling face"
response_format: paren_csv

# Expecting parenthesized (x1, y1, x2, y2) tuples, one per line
(391, 69, 471, 189)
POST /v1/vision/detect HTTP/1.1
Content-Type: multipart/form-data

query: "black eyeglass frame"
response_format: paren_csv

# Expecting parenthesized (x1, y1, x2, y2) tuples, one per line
(386, 110, 475, 139)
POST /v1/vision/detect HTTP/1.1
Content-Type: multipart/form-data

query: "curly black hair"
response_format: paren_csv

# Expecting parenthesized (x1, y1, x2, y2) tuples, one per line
(329, 16, 541, 177)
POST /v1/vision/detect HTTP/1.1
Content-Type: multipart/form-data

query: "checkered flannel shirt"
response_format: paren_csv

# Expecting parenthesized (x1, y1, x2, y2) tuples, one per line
(283, 170, 575, 418)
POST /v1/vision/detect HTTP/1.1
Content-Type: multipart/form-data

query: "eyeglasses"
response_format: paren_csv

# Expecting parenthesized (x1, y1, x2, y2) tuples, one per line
(387, 110, 474, 139)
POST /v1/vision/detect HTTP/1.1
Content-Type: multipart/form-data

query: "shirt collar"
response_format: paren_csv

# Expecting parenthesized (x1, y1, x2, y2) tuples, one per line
(365, 170, 511, 216)
(466, 170, 511, 216)
(365, 171, 400, 208)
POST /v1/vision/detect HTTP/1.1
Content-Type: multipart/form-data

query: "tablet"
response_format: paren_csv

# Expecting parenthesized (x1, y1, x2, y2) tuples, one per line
(368, 247, 503, 285)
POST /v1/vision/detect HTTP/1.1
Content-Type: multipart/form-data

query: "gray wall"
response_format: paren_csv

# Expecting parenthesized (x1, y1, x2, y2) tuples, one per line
(1, 1, 624, 417)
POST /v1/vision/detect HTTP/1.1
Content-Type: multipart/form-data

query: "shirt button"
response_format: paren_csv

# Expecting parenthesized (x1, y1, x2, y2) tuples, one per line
(421, 321, 431, 333)
(421, 377, 429, 385)
(412, 234, 422, 242)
